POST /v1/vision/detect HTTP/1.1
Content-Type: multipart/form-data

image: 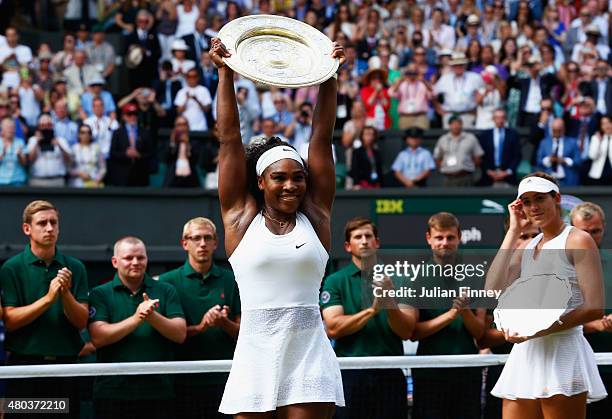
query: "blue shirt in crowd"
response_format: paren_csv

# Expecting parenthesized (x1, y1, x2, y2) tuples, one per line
(80, 91, 116, 118)
(391, 146, 436, 181)
(0, 138, 27, 185)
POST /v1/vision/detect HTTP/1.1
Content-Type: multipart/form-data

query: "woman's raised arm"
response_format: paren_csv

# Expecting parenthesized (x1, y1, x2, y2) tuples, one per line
(209, 39, 250, 215)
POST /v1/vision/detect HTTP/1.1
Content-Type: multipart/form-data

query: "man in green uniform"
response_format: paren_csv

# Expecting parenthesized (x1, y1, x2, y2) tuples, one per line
(0, 200, 89, 419)
(571, 202, 611, 419)
(321, 217, 417, 419)
(88, 236, 186, 419)
(159, 217, 240, 419)
(411, 212, 486, 419)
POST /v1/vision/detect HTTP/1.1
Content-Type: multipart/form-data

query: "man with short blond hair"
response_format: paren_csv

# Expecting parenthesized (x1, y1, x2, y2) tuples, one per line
(159, 218, 240, 419)
(89, 236, 186, 419)
(412, 211, 485, 419)
(0, 200, 88, 419)
(321, 217, 416, 419)
(571, 202, 612, 419)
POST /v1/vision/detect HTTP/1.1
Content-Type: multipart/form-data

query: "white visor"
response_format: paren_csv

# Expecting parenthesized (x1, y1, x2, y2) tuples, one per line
(517, 177, 560, 199)
(255, 145, 304, 176)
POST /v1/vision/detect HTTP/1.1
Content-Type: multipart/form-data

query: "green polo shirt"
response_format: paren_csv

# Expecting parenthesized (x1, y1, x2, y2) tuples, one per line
(0, 245, 88, 357)
(320, 261, 404, 357)
(88, 274, 185, 400)
(159, 261, 240, 385)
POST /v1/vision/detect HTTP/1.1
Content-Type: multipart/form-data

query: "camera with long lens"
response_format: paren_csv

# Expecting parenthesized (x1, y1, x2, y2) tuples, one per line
(38, 129, 55, 152)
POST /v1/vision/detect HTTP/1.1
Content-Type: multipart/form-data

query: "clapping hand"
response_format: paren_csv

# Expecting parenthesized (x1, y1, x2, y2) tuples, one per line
(135, 293, 160, 321)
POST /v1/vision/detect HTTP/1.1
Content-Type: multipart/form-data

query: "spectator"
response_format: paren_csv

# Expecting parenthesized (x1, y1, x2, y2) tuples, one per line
(250, 118, 288, 145)
(171, 39, 196, 80)
(535, 118, 582, 186)
(532, 26, 565, 71)
(349, 126, 384, 189)
(51, 33, 76, 73)
(159, 217, 240, 418)
(321, 217, 415, 419)
(336, 68, 359, 128)
(268, 93, 294, 135)
(80, 75, 117, 120)
(466, 39, 482, 71)
(433, 114, 484, 186)
(456, 14, 486, 52)
(325, 3, 356, 41)
(585, 115, 612, 186)
(198, 50, 219, 99)
(85, 26, 116, 79)
(566, 97, 599, 158)
(113, 0, 144, 35)
(69, 123, 105, 187)
(124, 9, 161, 90)
(360, 68, 391, 130)
(52, 99, 78, 146)
(284, 101, 313, 152)
(508, 56, 560, 128)
(584, 60, 612, 116)
(74, 23, 91, 50)
(175, 68, 212, 131)
(565, 6, 593, 61)
(153, 61, 183, 128)
(155, 0, 178, 60)
(433, 52, 484, 128)
(88, 236, 186, 419)
(478, 108, 522, 187)
(17, 68, 43, 128)
(411, 212, 485, 419)
(0, 200, 88, 419)
(175, 0, 200, 39)
(529, 97, 557, 164)
(204, 14, 224, 40)
(0, 117, 27, 186)
(26, 114, 72, 187)
(571, 25, 609, 63)
(0, 27, 33, 89)
(472, 45, 509, 80)
(341, 101, 366, 149)
(84, 97, 119, 159)
(163, 116, 200, 188)
(32, 51, 54, 99)
(570, 202, 611, 419)
(105, 103, 153, 187)
(389, 63, 433, 130)
(63, 49, 99, 98)
(475, 66, 505, 130)
(0, 96, 26, 140)
(426, 7, 456, 51)
(182, 17, 210, 63)
(392, 127, 436, 188)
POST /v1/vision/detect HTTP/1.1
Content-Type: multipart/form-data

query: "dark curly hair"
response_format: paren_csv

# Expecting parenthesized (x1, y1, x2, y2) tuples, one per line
(245, 136, 307, 206)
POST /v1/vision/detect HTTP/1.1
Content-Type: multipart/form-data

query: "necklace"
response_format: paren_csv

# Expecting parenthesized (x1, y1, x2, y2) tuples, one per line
(263, 209, 294, 228)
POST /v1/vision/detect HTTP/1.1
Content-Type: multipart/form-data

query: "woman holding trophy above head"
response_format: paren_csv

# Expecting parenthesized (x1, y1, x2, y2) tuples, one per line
(209, 28, 345, 418)
(488, 172, 607, 419)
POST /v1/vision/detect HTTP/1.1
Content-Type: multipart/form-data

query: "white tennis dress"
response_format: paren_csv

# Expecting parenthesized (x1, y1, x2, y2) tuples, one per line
(492, 225, 607, 402)
(219, 211, 345, 414)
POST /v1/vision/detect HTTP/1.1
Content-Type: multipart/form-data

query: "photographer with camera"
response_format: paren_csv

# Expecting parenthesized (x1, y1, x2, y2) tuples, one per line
(26, 113, 72, 187)
(284, 102, 314, 151)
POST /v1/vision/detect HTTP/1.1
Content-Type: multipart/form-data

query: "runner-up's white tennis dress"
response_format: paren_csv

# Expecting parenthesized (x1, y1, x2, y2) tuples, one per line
(492, 225, 607, 402)
(219, 211, 344, 414)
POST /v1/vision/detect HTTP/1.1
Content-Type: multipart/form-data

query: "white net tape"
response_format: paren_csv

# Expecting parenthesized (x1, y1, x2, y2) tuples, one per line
(0, 354, 611, 379)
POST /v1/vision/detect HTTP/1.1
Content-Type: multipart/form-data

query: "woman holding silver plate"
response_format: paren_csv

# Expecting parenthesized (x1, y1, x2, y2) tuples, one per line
(488, 172, 606, 418)
(209, 34, 345, 418)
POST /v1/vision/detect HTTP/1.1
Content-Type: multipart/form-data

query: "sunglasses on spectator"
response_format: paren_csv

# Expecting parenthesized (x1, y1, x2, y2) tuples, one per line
(186, 235, 215, 243)
(568, 68, 579, 73)
(79, 130, 91, 134)
(125, 111, 137, 116)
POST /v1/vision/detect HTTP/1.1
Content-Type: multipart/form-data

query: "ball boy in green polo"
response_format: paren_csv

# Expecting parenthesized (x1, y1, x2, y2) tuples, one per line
(159, 217, 240, 419)
(411, 212, 486, 419)
(321, 217, 417, 419)
(0, 200, 89, 419)
(88, 237, 186, 419)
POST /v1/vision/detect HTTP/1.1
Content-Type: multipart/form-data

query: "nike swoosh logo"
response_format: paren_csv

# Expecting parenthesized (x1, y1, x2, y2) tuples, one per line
(296, 243, 307, 249)
(283, 147, 293, 152)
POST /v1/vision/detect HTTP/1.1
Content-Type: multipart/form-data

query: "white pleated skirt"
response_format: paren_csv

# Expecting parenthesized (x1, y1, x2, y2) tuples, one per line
(219, 305, 345, 414)
(491, 326, 607, 403)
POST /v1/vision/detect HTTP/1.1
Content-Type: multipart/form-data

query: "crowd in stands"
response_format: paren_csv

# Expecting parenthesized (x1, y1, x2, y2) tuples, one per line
(0, 0, 611, 189)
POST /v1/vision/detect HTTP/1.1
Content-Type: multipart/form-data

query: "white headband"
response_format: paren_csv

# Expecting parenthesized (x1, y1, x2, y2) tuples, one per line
(517, 176, 560, 199)
(256, 145, 304, 176)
